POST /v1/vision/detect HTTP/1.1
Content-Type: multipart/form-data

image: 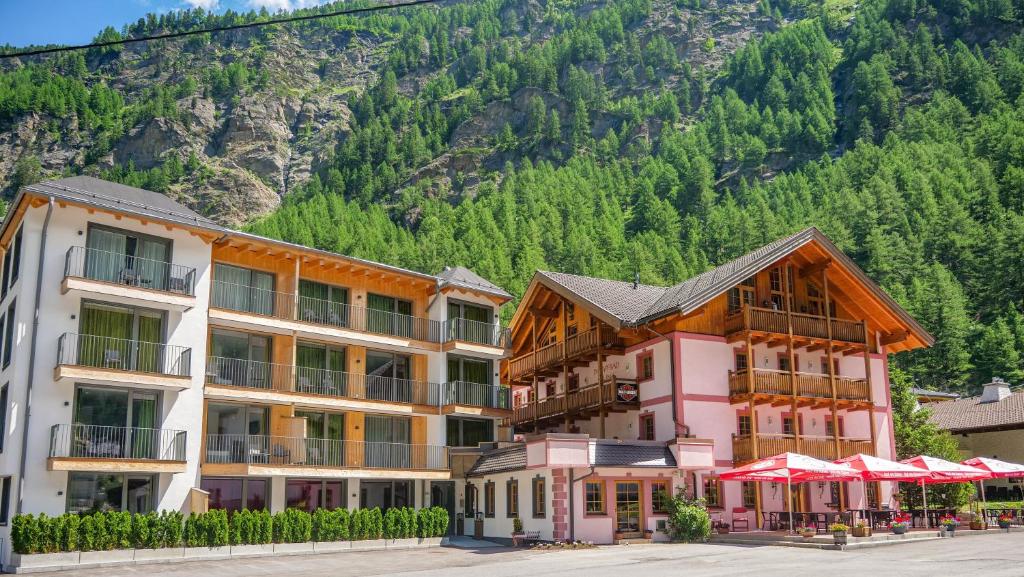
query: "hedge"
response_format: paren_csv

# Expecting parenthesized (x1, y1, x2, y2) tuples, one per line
(11, 506, 449, 554)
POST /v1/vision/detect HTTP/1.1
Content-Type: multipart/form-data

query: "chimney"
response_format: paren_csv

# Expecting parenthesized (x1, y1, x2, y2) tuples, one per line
(980, 377, 1013, 403)
(633, 271, 640, 290)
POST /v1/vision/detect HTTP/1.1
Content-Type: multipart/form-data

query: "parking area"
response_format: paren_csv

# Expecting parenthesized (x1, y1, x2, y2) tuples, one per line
(24, 532, 1024, 577)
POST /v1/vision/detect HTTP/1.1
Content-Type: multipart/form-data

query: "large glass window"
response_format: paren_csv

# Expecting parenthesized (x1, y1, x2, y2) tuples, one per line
(205, 403, 269, 463)
(296, 341, 346, 396)
(585, 481, 605, 514)
(445, 416, 493, 447)
(286, 479, 345, 512)
(298, 280, 348, 326)
(67, 473, 155, 514)
(2, 300, 13, 368)
(85, 225, 172, 290)
(208, 330, 271, 388)
(364, 415, 411, 468)
(213, 263, 275, 315)
(446, 300, 493, 343)
(201, 477, 268, 512)
(295, 410, 344, 466)
(77, 302, 165, 372)
(367, 293, 414, 337)
(72, 386, 159, 459)
(365, 350, 412, 402)
(446, 356, 493, 405)
(447, 356, 490, 384)
(360, 480, 413, 511)
(506, 479, 518, 518)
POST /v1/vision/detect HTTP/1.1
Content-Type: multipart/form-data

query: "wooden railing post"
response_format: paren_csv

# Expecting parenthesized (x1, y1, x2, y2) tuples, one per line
(532, 313, 539, 433)
(824, 270, 841, 464)
(597, 322, 606, 439)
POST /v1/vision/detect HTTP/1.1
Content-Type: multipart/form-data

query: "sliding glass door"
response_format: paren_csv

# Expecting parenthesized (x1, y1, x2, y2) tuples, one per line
(447, 300, 493, 343)
(364, 415, 411, 468)
(296, 341, 346, 396)
(447, 356, 494, 406)
(298, 280, 349, 327)
(295, 410, 344, 466)
(205, 403, 270, 464)
(213, 264, 275, 315)
(367, 294, 414, 337)
(72, 387, 159, 459)
(78, 302, 164, 372)
(208, 330, 271, 388)
(365, 350, 411, 402)
(85, 225, 172, 290)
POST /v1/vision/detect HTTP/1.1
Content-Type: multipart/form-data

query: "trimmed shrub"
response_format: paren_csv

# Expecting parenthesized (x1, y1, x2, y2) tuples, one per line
(312, 508, 349, 542)
(368, 507, 383, 540)
(350, 508, 369, 540)
(158, 510, 184, 548)
(273, 508, 312, 544)
(383, 507, 402, 539)
(665, 491, 711, 543)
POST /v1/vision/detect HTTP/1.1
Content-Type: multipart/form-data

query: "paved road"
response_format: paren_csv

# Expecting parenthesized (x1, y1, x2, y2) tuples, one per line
(30, 533, 1024, 577)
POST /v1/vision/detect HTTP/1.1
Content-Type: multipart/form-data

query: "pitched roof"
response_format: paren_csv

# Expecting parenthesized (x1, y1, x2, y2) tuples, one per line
(590, 441, 677, 467)
(527, 227, 934, 347)
(912, 387, 961, 400)
(26, 176, 223, 231)
(466, 445, 527, 477)
(438, 265, 512, 300)
(928, 390, 1024, 432)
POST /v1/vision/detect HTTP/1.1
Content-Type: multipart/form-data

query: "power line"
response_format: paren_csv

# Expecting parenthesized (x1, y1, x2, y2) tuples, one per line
(0, 0, 440, 60)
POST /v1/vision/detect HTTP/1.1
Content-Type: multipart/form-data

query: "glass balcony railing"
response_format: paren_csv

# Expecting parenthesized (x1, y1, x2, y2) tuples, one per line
(64, 246, 196, 296)
(49, 424, 186, 461)
(57, 332, 192, 377)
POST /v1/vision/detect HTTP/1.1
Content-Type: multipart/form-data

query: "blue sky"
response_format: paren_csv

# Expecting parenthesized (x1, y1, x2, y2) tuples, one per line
(0, 0, 328, 48)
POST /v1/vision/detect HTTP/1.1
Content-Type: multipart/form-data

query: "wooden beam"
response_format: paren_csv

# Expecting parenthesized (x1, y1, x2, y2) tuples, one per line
(528, 307, 558, 319)
(799, 259, 832, 279)
(880, 330, 909, 346)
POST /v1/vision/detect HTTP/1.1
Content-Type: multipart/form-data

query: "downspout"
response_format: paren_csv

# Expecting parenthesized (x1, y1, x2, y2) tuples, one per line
(15, 196, 53, 516)
(641, 323, 688, 437)
(569, 467, 598, 542)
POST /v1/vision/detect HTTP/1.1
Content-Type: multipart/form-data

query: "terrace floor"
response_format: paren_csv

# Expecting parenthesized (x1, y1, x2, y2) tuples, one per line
(31, 531, 1024, 577)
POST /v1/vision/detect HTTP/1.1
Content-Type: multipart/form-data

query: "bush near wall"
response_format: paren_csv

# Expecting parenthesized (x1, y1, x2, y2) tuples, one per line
(11, 506, 449, 554)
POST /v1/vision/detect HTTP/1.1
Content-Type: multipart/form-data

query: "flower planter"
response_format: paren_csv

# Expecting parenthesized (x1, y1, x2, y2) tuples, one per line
(386, 538, 420, 550)
(80, 549, 134, 566)
(891, 526, 908, 535)
(799, 531, 816, 539)
(230, 544, 275, 557)
(832, 532, 847, 545)
(969, 521, 985, 530)
(716, 528, 730, 535)
(349, 538, 387, 551)
(851, 526, 871, 538)
(8, 551, 80, 572)
(999, 521, 1012, 530)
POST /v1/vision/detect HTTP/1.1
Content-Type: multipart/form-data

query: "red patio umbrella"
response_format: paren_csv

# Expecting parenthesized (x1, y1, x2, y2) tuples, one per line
(720, 453, 860, 532)
(835, 454, 930, 510)
(961, 457, 1024, 504)
(900, 455, 991, 527)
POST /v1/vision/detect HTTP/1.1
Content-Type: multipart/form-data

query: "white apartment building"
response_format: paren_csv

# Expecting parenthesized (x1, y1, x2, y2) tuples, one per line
(0, 176, 513, 557)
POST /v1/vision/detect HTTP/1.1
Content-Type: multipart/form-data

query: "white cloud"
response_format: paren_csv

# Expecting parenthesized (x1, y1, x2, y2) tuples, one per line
(183, 0, 219, 8)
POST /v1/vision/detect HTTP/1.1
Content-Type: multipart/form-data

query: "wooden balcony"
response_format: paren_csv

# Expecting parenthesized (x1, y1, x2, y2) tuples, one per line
(728, 368, 870, 407)
(732, 434, 873, 464)
(725, 305, 867, 345)
(508, 327, 623, 382)
(509, 378, 639, 427)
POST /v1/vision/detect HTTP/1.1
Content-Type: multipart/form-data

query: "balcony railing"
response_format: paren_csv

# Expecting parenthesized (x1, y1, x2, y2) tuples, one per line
(58, 333, 192, 377)
(441, 381, 510, 409)
(211, 281, 443, 343)
(64, 246, 196, 296)
(727, 368, 869, 401)
(732, 433, 873, 463)
(206, 356, 443, 405)
(508, 327, 609, 381)
(49, 424, 186, 461)
(510, 378, 638, 426)
(204, 434, 448, 470)
(442, 318, 510, 348)
(725, 305, 866, 344)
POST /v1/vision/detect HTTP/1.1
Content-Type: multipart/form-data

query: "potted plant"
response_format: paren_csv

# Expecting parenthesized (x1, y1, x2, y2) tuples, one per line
(969, 515, 986, 530)
(643, 529, 654, 539)
(614, 531, 624, 541)
(851, 521, 871, 538)
(797, 525, 817, 539)
(939, 514, 960, 537)
(714, 520, 731, 535)
(829, 522, 849, 545)
(998, 513, 1014, 531)
(890, 514, 911, 535)
(511, 517, 525, 545)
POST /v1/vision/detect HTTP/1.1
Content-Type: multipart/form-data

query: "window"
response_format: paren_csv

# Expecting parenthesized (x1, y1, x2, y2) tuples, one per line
(363, 415, 411, 467)
(727, 277, 755, 313)
(8, 226, 20, 290)
(298, 280, 349, 326)
(703, 477, 722, 508)
(286, 479, 345, 512)
(651, 480, 669, 514)
(365, 350, 412, 402)
(566, 303, 575, 322)
(638, 351, 654, 382)
(206, 403, 268, 437)
(829, 482, 849, 509)
(778, 354, 799, 372)
(0, 476, 9, 524)
(826, 416, 845, 437)
(208, 330, 272, 387)
(866, 482, 880, 509)
(806, 281, 824, 316)
(447, 300, 494, 344)
(0, 383, 7, 453)
(360, 480, 413, 511)
(295, 341, 346, 395)
(84, 224, 173, 290)
(446, 416, 494, 447)
(212, 263, 275, 315)
(77, 301, 165, 372)
(639, 414, 655, 441)
(585, 481, 605, 514)
(506, 479, 519, 518)
(73, 386, 160, 459)
(735, 352, 748, 372)
(484, 481, 495, 517)
(769, 267, 784, 309)
(545, 381, 555, 398)
(2, 300, 13, 368)
(367, 293, 415, 338)
(295, 410, 344, 466)
(532, 476, 546, 518)
(742, 482, 757, 508)
(0, 247, 9, 301)
(201, 477, 268, 512)
(819, 357, 839, 375)
(566, 372, 579, 393)
(737, 413, 752, 436)
(67, 473, 155, 513)
(782, 414, 802, 436)
(447, 355, 491, 386)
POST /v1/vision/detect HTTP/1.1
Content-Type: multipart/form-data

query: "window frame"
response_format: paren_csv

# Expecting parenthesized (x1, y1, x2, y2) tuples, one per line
(741, 481, 757, 508)
(703, 476, 723, 509)
(484, 481, 495, 518)
(637, 350, 654, 383)
(584, 480, 606, 516)
(650, 480, 670, 515)
(2, 299, 14, 369)
(736, 411, 752, 436)
(66, 472, 157, 514)
(0, 382, 7, 453)
(532, 476, 546, 518)
(201, 476, 270, 512)
(638, 413, 655, 441)
(0, 476, 10, 525)
(506, 478, 519, 518)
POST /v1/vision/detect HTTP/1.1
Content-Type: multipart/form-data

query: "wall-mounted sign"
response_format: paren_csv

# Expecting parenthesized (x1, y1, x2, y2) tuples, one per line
(617, 382, 639, 403)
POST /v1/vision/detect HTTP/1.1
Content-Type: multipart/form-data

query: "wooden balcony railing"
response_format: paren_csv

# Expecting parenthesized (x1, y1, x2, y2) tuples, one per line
(510, 378, 638, 426)
(508, 327, 606, 381)
(732, 434, 873, 463)
(728, 369, 870, 402)
(725, 305, 866, 344)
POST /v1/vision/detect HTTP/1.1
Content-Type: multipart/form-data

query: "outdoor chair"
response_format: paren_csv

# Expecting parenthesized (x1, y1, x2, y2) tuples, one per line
(103, 349, 122, 369)
(732, 507, 750, 532)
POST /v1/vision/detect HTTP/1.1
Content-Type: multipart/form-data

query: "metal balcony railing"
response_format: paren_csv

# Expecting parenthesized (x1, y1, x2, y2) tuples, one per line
(58, 333, 192, 377)
(64, 246, 196, 296)
(204, 434, 448, 470)
(442, 318, 510, 348)
(206, 356, 443, 405)
(49, 424, 186, 461)
(211, 281, 443, 342)
(441, 381, 510, 409)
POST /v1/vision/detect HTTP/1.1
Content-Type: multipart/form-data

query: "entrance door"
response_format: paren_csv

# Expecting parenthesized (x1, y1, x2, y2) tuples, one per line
(430, 481, 457, 536)
(615, 481, 642, 538)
